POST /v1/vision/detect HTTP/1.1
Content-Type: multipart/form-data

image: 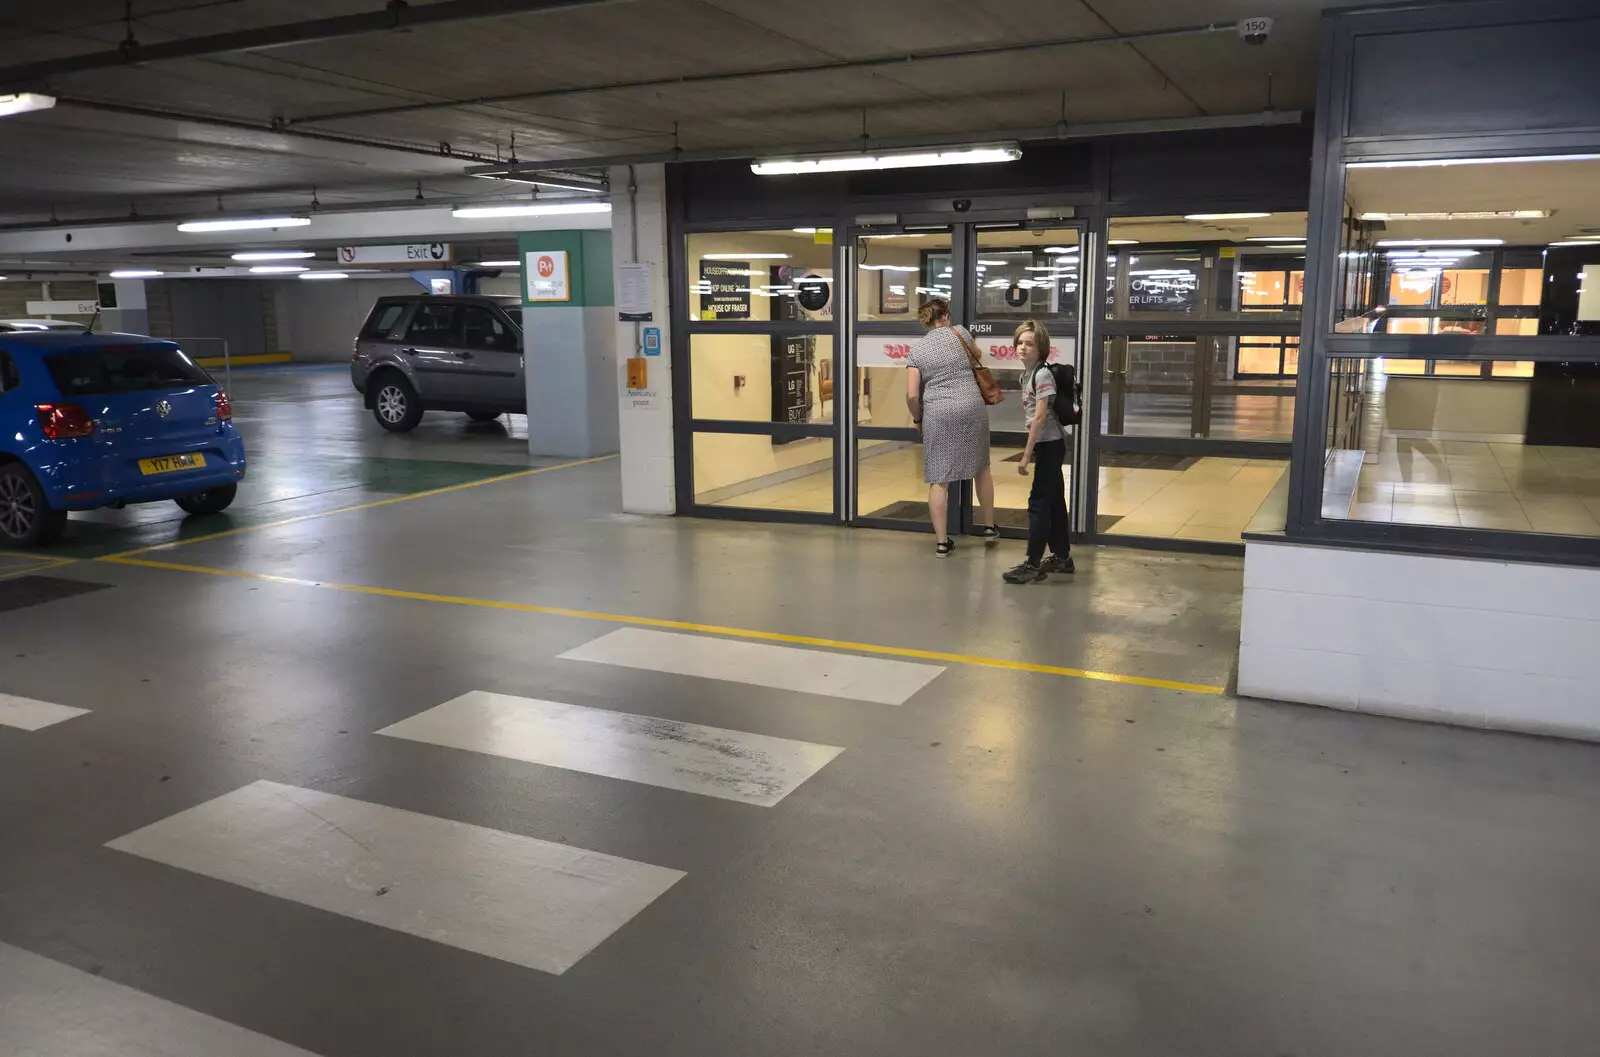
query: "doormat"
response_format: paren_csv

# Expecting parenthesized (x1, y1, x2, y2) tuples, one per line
(864, 502, 1037, 531)
(0, 575, 112, 614)
(1101, 452, 1199, 471)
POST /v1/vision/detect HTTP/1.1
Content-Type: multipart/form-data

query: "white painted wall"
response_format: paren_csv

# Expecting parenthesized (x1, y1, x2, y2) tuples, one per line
(272, 278, 420, 362)
(1239, 540, 1600, 740)
(611, 164, 675, 515)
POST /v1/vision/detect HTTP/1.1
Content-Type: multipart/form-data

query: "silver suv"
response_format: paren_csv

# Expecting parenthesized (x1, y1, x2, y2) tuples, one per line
(351, 295, 525, 432)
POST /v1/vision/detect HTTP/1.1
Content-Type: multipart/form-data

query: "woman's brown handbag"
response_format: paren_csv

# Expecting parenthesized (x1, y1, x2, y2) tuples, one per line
(956, 328, 1005, 405)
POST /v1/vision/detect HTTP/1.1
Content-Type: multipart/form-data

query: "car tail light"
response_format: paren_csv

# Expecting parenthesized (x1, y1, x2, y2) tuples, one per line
(215, 390, 233, 421)
(36, 403, 95, 439)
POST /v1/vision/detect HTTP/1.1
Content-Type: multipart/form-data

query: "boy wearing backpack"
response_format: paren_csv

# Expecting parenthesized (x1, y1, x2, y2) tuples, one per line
(1003, 319, 1079, 584)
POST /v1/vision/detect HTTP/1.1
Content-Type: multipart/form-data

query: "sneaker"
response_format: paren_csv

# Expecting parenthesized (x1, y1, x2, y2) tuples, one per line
(1002, 561, 1046, 584)
(935, 539, 955, 558)
(974, 524, 1001, 545)
(1041, 554, 1075, 575)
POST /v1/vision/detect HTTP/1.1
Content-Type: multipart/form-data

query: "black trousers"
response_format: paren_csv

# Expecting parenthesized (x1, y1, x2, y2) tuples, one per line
(1027, 438, 1070, 564)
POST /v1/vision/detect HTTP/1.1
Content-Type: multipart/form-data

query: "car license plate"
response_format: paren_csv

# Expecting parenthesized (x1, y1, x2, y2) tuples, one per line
(138, 453, 206, 475)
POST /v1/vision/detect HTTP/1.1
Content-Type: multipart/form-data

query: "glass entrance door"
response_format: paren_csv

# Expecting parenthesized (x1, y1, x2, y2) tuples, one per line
(841, 219, 1087, 537)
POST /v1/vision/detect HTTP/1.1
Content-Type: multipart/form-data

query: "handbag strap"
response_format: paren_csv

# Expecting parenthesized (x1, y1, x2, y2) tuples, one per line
(954, 327, 983, 368)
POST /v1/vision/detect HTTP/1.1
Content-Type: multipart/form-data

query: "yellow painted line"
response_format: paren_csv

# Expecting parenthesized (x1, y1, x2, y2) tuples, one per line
(0, 554, 76, 580)
(101, 453, 617, 560)
(99, 555, 1226, 696)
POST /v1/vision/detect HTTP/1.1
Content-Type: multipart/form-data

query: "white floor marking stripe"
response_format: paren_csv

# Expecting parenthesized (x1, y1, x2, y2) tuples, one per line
(106, 780, 684, 976)
(0, 941, 322, 1056)
(0, 693, 89, 731)
(559, 627, 945, 705)
(378, 691, 843, 807)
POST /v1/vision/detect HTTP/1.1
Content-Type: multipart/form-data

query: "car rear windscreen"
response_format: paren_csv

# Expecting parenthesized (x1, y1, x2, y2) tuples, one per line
(45, 345, 213, 396)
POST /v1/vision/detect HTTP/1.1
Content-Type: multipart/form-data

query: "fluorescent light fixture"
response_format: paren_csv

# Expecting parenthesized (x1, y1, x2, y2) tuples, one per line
(0, 92, 56, 118)
(1348, 154, 1600, 170)
(298, 271, 349, 280)
(232, 250, 315, 261)
(859, 264, 917, 272)
(792, 227, 832, 234)
(450, 201, 611, 219)
(703, 252, 789, 260)
(1550, 240, 1600, 247)
(1184, 212, 1271, 221)
(474, 260, 521, 267)
(1358, 210, 1549, 221)
(249, 265, 308, 274)
(1245, 235, 1305, 242)
(751, 143, 1021, 176)
(178, 216, 311, 233)
(1043, 246, 1076, 254)
(976, 259, 1009, 266)
(1376, 239, 1503, 247)
(109, 269, 162, 278)
(1107, 239, 1140, 245)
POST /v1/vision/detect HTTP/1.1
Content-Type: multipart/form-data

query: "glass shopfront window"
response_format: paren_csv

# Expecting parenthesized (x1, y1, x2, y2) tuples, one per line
(1100, 333, 1296, 443)
(689, 333, 837, 425)
(1318, 356, 1600, 538)
(855, 230, 951, 323)
(971, 225, 1081, 327)
(1105, 212, 1308, 327)
(686, 229, 836, 323)
(1334, 156, 1600, 337)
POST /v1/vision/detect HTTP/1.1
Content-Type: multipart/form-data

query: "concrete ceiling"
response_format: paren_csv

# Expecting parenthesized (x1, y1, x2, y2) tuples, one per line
(1345, 158, 1600, 244)
(0, 0, 1393, 228)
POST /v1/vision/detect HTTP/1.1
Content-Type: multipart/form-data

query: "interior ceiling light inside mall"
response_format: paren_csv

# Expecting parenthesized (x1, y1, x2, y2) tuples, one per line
(0, 0, 1431, 271)
(1343, 157, 1600, 244)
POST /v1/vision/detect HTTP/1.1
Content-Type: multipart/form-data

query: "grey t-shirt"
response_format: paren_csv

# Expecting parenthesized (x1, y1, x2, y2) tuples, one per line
(1022, 364, 1064, 443)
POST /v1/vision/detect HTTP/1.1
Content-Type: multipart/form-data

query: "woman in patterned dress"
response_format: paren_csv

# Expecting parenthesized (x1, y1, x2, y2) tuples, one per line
(905, 298, 999, 557)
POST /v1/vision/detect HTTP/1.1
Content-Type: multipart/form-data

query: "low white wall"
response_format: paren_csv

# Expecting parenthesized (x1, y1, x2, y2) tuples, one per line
(1239, 539, 1600, 740)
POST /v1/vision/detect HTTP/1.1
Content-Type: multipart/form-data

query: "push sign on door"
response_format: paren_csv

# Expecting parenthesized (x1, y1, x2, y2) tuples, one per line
(642, 327, 661, 356)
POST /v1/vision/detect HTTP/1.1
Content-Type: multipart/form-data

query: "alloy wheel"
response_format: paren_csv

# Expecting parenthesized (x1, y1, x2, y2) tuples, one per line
(377, 385, 407, 424)
(0, 473, 36, 540)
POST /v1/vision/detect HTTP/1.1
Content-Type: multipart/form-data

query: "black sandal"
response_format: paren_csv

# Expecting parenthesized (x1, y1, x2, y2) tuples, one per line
(935, 539, 955, 558)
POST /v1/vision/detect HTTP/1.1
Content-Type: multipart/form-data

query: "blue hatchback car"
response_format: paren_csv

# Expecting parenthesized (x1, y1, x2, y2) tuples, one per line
(0, 332, 246, 546)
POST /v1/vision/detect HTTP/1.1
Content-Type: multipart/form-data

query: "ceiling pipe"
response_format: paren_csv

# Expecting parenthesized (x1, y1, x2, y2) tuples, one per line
(0, 0, 630, 89)
(56, 97, 504, 165)
(291, 21, 1242, 127)
(463, 110, 1305, 177)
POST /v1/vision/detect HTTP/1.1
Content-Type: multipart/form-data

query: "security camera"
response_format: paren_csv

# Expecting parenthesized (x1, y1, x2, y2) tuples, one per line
(952, 199, 972, 213)
(1238, 16, 1273, 45)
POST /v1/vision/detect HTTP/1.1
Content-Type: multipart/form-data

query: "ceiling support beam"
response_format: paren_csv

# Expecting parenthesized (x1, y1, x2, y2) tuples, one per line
(0, 0, 627, 88)
(290, 21, 1244, 127)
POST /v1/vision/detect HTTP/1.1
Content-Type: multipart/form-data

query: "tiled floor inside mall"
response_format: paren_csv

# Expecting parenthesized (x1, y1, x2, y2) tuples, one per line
(711, 445, 1289, 543)
(5, 365, 1600, 1056)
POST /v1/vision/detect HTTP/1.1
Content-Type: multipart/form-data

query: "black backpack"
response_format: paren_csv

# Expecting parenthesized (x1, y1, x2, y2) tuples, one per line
(1032, 363, 1083, 427)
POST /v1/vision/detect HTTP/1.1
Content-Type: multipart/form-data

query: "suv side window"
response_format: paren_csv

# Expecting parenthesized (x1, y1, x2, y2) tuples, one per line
(360, 302, 408, 340)
(403, 303, 457, 344)
(458, 306, 518, 352)
(0, 352, 18, 393)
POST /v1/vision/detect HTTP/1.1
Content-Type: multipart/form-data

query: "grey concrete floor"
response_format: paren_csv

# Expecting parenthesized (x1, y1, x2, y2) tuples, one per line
(2, 366, 1599, 1056)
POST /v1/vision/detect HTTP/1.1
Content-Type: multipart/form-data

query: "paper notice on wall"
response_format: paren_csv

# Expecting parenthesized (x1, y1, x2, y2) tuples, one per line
(617, 262, 653, 321)
(1579, 264, 1600, 321)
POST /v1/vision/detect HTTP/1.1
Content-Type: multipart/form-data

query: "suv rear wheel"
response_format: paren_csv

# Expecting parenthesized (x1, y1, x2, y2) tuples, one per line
(372, 373, 424, 433)
(0, 463, 67, 547)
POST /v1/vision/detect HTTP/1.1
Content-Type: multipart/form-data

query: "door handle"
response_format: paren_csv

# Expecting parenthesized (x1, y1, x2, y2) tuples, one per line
(455, 351, 475, 360)
(400, 347, 418, 356)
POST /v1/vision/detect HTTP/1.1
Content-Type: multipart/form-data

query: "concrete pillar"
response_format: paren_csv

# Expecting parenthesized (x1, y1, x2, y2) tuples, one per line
(518, 230, 618, 458)
(609, 164, 675, 515)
